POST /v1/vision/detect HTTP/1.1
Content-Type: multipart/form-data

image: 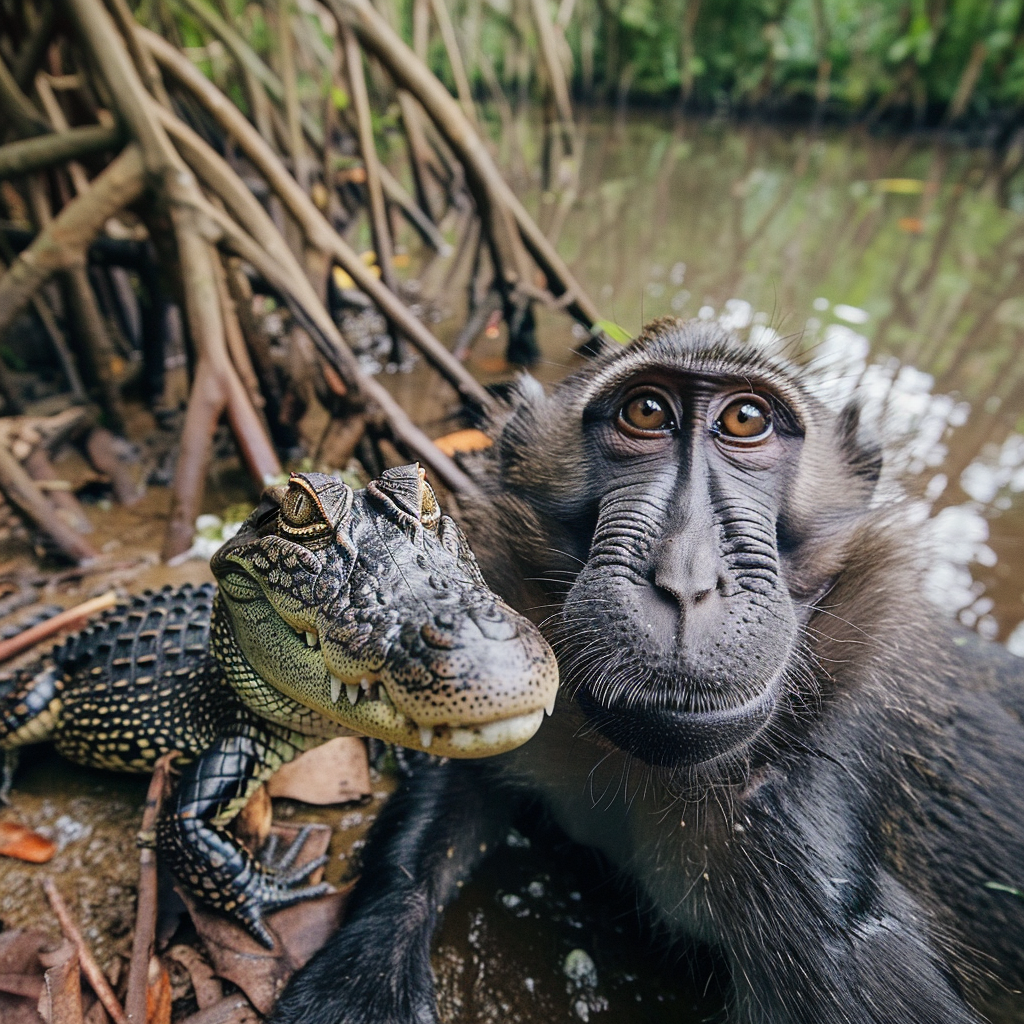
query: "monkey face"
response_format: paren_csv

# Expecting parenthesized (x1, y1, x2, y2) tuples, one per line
(479, 318, 881, 773)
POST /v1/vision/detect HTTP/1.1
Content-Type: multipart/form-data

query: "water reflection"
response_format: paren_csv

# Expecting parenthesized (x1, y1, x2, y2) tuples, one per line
(519, 114, 1024, 654)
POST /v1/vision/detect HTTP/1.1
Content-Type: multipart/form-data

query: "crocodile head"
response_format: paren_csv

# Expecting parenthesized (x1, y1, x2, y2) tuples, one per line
(210, 465, 558, 758)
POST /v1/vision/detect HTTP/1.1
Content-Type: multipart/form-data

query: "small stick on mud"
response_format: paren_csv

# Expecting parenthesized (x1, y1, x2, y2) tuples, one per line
(42, 878, 130, 1024)
(125, 752, 177, 1024)
(0, 590, 117, 663)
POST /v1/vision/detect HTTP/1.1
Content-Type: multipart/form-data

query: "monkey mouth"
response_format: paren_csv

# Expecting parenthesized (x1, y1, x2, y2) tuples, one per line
(576, 672, 784, 768)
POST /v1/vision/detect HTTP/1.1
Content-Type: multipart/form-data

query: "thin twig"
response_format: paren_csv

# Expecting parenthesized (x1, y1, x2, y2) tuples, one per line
(0, 52, 49, 135)
(426, 0, 476, 123)
(42, 878, 130, 1024)
(125, 752, 177, 1024)
(341, 23, 397, 295)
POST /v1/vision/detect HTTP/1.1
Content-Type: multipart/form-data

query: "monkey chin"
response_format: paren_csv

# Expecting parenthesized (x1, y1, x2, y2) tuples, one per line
(575, 668, 786, 769)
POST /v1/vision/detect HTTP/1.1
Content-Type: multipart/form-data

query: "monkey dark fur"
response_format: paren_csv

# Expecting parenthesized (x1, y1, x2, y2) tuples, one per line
(274, 319, 1024, 1024)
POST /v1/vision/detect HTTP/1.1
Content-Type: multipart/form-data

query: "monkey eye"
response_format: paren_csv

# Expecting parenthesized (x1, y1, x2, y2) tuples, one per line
(618, 391, 675, 436)
(712, 394, 773, 444)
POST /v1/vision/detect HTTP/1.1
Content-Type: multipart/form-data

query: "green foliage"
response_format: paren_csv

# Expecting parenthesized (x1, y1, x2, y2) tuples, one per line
(408, 0, 1024, 117)
(593, 319, 633, 343)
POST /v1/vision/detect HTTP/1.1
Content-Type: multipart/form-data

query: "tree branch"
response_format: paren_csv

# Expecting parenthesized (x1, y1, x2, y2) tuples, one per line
(0, 125, 121, 180)
(0, 145, 145, 341)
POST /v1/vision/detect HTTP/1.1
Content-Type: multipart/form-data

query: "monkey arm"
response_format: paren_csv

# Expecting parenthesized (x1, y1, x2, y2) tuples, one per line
(271, 759, 515, 1024)
(723, 866, 985, 1024)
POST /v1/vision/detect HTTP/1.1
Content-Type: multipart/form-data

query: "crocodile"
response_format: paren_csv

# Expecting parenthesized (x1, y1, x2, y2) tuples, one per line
(0, 465, 558, 945)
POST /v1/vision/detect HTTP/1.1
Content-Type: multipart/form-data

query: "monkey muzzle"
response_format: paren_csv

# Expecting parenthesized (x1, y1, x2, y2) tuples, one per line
(576, 669, 785, 768)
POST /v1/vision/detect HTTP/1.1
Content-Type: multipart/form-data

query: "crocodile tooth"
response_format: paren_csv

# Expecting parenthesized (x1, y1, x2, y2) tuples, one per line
(419, 726, 433, 749)
(378, 688, 394, 709)
(330, 674, 341, 704)
(346, 684, 360, 705)
(305, 630, 318, 648)
(359, 677, 371, 690)
(545, 695, 556, 717)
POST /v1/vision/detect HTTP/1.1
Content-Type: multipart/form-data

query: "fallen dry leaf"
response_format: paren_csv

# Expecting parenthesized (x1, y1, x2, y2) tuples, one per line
(165, 946, 222, 1010)
(0, 929, 48, 1023)
(0, 991, 46, 1024)
(231, 786, 272, 852)
(145, 956, 171, 1024)
(432, 429, 493, 456)
(0, 973, 45, 999)
(177, 994, 258, 1024)
(180, 824, 352, 1015)
(266, 737, 370, 805)
(0, 822, 57, 863)
(0, 930, 50, 974)
(37, 940, 82, 1024)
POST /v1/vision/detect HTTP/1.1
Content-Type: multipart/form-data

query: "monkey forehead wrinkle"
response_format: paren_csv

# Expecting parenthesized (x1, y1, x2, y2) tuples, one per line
(568, 322, 811, 411)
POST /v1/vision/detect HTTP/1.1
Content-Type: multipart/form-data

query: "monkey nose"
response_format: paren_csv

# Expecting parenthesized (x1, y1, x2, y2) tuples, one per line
(651, 569, 724, 611)
(654, 534, 724, 609)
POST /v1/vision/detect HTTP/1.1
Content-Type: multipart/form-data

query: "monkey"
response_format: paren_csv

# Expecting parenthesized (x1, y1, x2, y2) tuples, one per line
(271, 318, 1024, 1024)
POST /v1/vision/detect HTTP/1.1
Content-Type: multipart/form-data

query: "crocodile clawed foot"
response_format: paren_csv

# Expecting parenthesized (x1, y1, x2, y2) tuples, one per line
(239, 873, 335, 949)
(234, 828, 336, 948)
(261, 823, 317, 873)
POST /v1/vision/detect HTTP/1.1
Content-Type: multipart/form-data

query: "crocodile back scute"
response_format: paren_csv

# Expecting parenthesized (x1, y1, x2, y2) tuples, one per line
(50, 583, 242, 771)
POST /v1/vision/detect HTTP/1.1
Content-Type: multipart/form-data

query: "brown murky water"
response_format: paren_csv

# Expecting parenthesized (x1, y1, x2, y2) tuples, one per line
(5, 113, 1024, 1021)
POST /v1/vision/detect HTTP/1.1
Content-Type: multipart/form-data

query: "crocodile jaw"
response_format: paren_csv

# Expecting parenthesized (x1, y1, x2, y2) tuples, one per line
(309, 687, 547, 758)
(216, 594, 557, 758)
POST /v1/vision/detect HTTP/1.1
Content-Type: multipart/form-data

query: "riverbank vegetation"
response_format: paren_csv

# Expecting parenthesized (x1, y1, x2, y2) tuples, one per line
(403, 0, 1024, 129)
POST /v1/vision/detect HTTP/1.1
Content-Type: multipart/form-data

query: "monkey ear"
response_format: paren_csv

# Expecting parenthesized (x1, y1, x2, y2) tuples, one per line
(836, 401, 883, 485)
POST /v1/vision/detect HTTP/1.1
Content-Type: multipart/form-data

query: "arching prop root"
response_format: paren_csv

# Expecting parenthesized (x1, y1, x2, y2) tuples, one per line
(0, 0, 600, 560)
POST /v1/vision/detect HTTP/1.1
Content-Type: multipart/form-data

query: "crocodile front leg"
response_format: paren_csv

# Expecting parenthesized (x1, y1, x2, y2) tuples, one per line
(157, 725, 330, 947)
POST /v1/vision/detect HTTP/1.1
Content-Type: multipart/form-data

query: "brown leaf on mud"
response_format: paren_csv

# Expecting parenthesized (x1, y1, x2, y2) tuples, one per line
(177, 994, 258, 1024)
(145, 957, 171, 1024)
(265, 737, 371, 805)
(180, 824, 352, 1015)
(0, 931, 50, 975)
(231, 786, 272, 853)
(0, 822, 57, 863)
(433, 429, 493, 456)
(37, 940, 82, 1024)
(0, 929, 48, 1023)
(165, 946, 222, 1010)
(0, 973, 45, 999)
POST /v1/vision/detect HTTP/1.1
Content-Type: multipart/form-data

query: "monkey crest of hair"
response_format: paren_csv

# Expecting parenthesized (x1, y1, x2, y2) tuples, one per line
(273, 318, 1024, 1024)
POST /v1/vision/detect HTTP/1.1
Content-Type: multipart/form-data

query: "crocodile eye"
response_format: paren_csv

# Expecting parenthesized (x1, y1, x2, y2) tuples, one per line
(420, 481, 441, 531)
(713, 395, 773, 444)
(281, 488, 321, 527)
(618, 391, 674, 436)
